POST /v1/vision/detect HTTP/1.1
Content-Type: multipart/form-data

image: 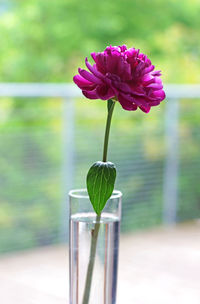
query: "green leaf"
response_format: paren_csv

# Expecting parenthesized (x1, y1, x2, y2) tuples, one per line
(86, 161, 116, 215)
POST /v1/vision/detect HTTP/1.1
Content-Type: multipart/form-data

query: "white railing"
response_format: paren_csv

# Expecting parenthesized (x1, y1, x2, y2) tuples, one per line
(0, 83, 200, 98)
(1, 83, 200, 229)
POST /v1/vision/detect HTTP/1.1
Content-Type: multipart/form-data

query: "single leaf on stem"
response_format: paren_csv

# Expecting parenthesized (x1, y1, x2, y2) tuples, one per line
(86, 161, 116, 215)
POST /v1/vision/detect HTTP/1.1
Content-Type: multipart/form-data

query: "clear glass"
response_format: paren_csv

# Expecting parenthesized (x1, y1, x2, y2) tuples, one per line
(69, 189, 122, 304)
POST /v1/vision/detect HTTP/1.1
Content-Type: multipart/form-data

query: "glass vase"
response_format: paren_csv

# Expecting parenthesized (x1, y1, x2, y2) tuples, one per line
(69, 189, 122, 304)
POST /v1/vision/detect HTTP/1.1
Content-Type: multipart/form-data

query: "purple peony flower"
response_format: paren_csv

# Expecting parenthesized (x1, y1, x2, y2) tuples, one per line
(73, 45, 165, 113)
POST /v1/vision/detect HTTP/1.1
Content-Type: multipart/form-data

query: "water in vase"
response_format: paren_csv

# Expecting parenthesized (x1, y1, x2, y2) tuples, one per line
(70, 212, 120, 304)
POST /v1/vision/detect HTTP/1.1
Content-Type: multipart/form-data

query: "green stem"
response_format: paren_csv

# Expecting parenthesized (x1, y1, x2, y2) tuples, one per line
(82, 214, 101, 304)
(82, 99, 115, 304)
(102, 100, 116, 162)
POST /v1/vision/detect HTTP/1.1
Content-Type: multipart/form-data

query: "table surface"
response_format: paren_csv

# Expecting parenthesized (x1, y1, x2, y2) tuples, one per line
(0, 221, 200, 304)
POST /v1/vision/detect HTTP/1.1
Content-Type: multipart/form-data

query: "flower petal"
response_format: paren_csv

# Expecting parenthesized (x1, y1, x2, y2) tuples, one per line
(82, 89, 99, 99)
(73, 75, 94, 90)
(91, 52, 107, 74)
(118, 94, 138, 111)
(78, 68, 102, 84)
(139, 104, 151, 113)
(96, 85, 115, 100)
(85, 57, 104, 79)
(149, 89, 166, 101)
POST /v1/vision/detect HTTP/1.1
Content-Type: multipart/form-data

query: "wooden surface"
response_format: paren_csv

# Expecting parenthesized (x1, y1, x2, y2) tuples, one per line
(0, 222, 200, 304)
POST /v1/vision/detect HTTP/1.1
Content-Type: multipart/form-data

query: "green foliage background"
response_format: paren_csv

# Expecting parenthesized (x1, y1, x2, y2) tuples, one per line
(0, 0, 200, 253)
(0, 0, 200, 83)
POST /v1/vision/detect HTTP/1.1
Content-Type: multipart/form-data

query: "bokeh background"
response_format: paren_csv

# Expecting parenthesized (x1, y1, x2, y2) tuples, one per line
(0, 0, 200, 303)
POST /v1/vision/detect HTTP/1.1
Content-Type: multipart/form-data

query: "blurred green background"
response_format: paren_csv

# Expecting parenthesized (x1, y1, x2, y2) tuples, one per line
(0, 0, 200, 83)
(0, 0, 200, 254)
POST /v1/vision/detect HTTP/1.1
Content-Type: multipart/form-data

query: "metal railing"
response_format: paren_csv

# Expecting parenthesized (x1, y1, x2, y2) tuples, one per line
(0, 83, 200, 251)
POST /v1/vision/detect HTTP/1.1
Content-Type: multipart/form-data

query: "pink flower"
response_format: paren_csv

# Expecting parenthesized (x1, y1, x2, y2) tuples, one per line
(73, 45, 165, 113)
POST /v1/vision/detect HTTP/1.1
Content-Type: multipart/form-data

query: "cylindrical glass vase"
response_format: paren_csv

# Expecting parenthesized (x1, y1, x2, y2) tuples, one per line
(69, 189, 122, 304)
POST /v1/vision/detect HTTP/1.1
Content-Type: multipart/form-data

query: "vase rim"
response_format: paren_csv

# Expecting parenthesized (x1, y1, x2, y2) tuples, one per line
(69, 188, 122, 199)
